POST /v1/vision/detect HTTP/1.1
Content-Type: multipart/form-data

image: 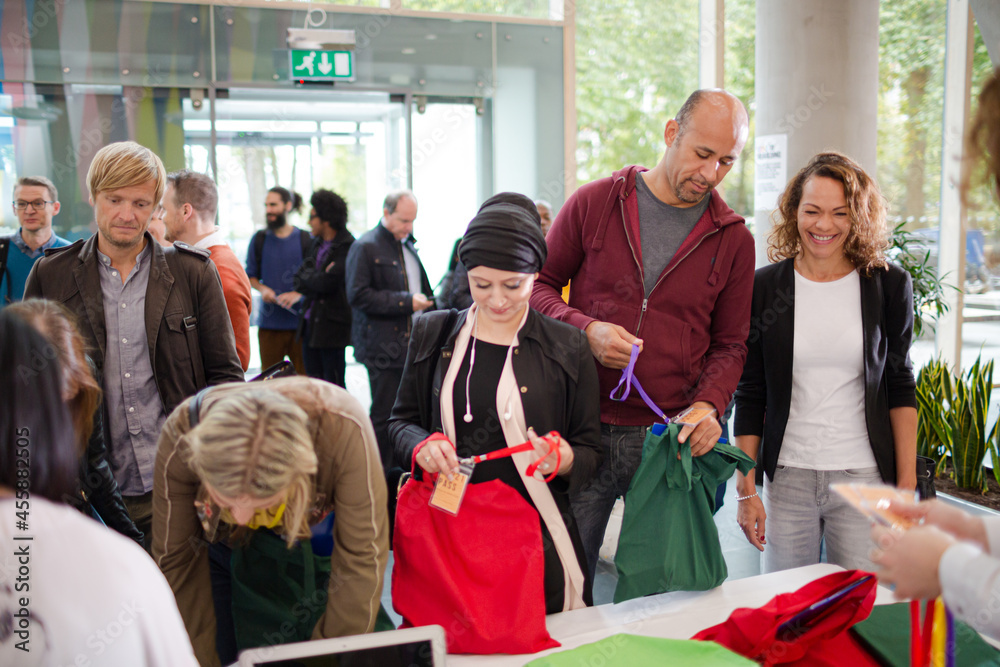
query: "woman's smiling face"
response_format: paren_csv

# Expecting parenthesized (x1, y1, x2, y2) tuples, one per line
(796, 175, 851, 265)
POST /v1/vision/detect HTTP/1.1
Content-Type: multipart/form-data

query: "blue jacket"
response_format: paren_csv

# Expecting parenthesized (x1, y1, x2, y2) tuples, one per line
(346, 223, 432, 368)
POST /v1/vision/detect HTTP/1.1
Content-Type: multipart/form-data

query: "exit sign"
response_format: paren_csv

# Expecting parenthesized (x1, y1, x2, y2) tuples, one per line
(289, 49, 354, 81)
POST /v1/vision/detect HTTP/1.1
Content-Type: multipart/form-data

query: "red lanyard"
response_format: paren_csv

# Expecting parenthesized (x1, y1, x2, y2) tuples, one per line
(460, 433, 561, 482)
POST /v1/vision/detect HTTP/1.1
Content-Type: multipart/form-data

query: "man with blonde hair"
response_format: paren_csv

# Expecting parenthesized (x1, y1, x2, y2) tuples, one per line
(25, 141, 244, 549)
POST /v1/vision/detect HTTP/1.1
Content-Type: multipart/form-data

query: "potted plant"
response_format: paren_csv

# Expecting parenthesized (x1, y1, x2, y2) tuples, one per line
(948, 357, 995, 492)
(890, 222, 953, 338)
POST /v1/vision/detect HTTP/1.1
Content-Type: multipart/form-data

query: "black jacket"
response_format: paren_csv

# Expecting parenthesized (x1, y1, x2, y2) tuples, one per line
(388, 308, 603, 495)
(733, 258, 917, 483)
(345, 224, 433, 368)
(294, 231, 355, 348)
(68, 360, 144, 544)
(388, 307, 603, 610)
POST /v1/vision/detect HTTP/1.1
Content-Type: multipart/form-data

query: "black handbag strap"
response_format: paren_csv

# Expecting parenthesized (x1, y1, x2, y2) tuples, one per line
(188, 357, 297, 428)
(0, 235, 12, 305)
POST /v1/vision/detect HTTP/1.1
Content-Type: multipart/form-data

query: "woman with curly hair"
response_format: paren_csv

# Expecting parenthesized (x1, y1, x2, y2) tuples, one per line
(732, 151, 917, 573)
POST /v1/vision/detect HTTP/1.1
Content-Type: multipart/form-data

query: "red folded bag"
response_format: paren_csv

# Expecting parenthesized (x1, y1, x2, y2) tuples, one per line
(392, 438, 560, 654)
(693, 569, 880, 666)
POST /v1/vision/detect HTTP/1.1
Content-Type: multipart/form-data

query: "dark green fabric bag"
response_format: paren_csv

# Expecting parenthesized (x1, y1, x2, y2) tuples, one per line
(851, 603, 1000, 667)
(230, 528, 332, 650)
(525, 633, 757, 665)
(229, 529, 395, 651)
(614, 423, 756, 603)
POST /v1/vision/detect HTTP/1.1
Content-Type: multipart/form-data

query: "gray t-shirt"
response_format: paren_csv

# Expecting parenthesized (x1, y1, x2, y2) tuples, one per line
(636, 172, 711, 296)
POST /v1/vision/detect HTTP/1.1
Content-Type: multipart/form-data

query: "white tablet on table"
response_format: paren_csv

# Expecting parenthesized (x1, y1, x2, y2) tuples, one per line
(236, 625, 447, 667)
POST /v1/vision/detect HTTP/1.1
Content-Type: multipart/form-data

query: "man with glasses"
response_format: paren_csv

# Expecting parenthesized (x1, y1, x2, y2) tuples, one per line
(1, 176, 71, 307)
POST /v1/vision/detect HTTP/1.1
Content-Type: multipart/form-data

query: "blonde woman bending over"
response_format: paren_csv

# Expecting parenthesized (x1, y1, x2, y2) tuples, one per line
(153, 377, 389, 667)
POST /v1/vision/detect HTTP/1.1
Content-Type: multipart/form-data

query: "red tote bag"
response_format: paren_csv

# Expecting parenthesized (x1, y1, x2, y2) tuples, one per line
(392, 450, 559, 655)
(693, 569, 880, 666)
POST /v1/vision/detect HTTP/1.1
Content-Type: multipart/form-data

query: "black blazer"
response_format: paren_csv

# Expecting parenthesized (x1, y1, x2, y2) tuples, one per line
(345, 224, 434, 367)
(294, 231, 355, 348)
(388, 308, 603, 496)
(733, 258, 917, 483)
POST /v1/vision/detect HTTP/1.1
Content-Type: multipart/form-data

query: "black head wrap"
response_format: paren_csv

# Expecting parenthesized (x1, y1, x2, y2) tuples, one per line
(459, 192, 547, 273)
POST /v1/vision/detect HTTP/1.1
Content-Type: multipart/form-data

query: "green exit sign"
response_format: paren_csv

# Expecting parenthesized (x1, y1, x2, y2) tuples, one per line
(289, 49, 354, 81)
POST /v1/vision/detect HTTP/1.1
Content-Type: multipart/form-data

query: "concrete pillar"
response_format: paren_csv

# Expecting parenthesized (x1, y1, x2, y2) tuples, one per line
(753, 0, 880, 267)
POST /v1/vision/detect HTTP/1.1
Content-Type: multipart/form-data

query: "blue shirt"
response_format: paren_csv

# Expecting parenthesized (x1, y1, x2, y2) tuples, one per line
(97, 244, 166, 495)
(1, 229, 72, 306)
(245, 227, 306, 330)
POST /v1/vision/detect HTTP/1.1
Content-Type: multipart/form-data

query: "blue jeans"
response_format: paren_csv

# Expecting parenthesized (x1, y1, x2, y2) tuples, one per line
(762, 465, 882, 574)
(570, 423, 647, 582)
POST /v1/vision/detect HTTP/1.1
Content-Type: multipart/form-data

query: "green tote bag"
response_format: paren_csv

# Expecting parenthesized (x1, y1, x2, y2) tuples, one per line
(613, 422, 755, 602)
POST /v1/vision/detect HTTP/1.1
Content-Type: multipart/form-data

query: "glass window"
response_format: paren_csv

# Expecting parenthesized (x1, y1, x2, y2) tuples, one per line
(877, 0, 949, 371)
(203, 89, 408, 256)
(573, 0, 699, 185)
(724, 0, 756, 222)
(960, 21, 1000, 371)
(411, 101, 480, 288)
(0, 82, 187, 240)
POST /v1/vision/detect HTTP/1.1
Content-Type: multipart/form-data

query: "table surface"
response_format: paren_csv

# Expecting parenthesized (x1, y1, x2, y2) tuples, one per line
(448, 563, 897, 666)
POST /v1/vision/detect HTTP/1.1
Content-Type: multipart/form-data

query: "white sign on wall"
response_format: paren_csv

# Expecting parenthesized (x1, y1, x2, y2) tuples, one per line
(754, 133, 788, 211)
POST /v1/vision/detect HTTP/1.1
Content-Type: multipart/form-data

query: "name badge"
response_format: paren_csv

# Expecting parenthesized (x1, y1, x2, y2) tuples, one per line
(429, 462, 474, 515)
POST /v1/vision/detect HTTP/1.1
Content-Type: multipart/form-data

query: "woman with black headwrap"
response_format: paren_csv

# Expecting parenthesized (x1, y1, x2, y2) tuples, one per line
(389, 192, 603, 612)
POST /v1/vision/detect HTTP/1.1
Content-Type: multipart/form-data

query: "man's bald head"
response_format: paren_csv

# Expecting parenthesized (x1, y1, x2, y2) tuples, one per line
(675, 89, 749, 146)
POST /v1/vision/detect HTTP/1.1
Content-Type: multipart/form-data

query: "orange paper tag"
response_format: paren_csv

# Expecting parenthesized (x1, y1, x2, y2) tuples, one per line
(674, 406, 715, 426)
(429, 465, 472, 515)
(830, 483, 919, 531)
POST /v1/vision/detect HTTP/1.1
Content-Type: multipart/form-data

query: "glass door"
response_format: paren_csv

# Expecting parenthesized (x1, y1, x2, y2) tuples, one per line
(182, 87, 408, 259)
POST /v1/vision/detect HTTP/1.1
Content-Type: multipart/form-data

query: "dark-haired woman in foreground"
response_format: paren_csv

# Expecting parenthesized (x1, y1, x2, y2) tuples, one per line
(7, 298, 143, 545)
(0, 311, 195, 665)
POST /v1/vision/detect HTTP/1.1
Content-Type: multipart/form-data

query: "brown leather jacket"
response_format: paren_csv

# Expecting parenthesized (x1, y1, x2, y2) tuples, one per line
(23, 232, 245, 413)
(152, 378, 389, 667)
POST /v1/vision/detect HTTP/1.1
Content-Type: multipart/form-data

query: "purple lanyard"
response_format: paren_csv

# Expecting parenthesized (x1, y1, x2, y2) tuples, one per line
(609, 343, 668, 424)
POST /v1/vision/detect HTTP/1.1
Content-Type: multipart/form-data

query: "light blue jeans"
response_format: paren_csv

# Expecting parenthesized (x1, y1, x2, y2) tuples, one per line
(762, 465, 882, 574)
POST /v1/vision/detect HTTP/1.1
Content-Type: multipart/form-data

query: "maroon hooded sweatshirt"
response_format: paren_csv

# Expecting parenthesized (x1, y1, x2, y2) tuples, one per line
(530, 165, 755, 426)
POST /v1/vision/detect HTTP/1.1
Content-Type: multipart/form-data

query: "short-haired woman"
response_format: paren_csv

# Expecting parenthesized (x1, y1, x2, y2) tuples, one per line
(733, 151, 917, 573)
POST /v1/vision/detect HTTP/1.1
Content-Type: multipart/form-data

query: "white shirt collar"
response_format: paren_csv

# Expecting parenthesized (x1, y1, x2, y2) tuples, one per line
(193, 228, 227, 250)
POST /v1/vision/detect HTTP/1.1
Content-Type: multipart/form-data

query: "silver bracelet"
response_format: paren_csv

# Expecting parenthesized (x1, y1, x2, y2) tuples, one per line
(735, 492, 758, 502)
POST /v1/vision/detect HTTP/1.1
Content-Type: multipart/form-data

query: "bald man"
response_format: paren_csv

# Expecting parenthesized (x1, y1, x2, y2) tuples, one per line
(530, 89, 754, 580)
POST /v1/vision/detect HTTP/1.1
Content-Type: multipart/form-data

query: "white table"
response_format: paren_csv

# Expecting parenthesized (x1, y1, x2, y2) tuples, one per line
(449, 564, 897, 666)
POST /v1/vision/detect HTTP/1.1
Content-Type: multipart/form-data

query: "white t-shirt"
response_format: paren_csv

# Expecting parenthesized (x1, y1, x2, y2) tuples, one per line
(0, 497, 197, 666)
(778, 269, 878, 470)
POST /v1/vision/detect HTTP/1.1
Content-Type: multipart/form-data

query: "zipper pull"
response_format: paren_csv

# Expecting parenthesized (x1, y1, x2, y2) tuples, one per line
(642, 298, 648, 313)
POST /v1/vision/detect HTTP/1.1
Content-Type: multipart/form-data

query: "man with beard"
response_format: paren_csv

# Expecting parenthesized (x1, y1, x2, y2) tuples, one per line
(24, 141, 244, 548)
(246, 186, 310, 374)
(529, 89, 755, 581)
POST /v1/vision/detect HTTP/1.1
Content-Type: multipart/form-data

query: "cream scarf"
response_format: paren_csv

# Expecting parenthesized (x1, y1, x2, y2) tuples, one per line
(439, 304, 586, 611)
